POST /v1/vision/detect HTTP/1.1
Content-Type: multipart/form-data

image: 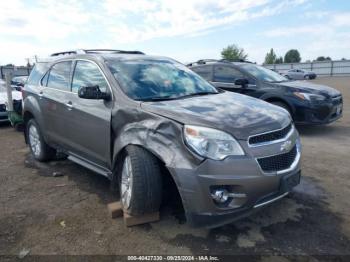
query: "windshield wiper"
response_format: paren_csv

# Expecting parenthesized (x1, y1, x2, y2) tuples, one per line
(176, 91, 219, 99)
(135, 95, 179, 102)
(136, 91, 218, 102)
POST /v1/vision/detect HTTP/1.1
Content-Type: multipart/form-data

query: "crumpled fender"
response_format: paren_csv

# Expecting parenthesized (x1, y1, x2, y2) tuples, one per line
(111, 107, 202, 171)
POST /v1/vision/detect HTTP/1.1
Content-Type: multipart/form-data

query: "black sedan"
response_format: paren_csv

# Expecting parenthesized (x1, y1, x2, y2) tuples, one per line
(189, 60, 342, 125)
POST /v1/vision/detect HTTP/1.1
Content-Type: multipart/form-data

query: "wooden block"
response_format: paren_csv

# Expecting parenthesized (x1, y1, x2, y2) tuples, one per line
(107, 202, 123, 219)
(123, 211, 160, 227)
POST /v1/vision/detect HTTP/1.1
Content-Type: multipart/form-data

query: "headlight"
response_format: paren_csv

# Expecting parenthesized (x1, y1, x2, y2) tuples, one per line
(184, 125, 244, 160)
(294, 92, 326, 101)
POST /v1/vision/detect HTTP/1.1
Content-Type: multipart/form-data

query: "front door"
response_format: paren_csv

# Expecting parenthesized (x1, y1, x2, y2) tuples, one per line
(211, 65, 257, 96)
(63, 60, 112, 168)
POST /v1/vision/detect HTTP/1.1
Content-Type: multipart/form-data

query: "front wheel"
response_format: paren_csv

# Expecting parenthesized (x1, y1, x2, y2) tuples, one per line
(27, 119, 56, 162)
(119, 145, 162, 215)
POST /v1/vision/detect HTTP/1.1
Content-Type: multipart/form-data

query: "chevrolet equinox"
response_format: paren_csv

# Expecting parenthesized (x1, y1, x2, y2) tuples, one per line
(23, 50, 301, 228)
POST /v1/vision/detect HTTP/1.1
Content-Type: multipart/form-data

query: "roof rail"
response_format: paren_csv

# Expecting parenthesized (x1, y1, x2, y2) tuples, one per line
(50, 49, 145, 57)
(219, 59, 254, 63)
(50, 50, 82, 57)
(187, 58, 254, 66)
(187, 59, 219, 66)
(83, 49, 145, 55)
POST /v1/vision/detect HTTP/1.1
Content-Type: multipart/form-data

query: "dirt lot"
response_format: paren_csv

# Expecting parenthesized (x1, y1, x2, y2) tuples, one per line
(1, 77, 350, 260)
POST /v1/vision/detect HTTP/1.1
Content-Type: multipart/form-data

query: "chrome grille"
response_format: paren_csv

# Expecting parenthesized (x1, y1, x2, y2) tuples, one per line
(249, 124, 292, 146)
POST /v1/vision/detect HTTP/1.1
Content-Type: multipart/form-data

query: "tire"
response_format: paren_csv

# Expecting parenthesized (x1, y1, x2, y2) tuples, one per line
(270, 101, 292, 115)
(119, 145, 162, 215)
(304, 75, 310, 80)
(27, 119, 56, 162)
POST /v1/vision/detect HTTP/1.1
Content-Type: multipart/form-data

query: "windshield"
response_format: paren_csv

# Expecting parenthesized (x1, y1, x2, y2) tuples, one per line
(107, 59, 218, 101)
(240, 64, 288, 83)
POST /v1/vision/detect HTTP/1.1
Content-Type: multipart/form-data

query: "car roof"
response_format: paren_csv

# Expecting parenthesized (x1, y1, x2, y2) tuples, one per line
(41, 50, 176, 65)
(187, 59, 254, 67)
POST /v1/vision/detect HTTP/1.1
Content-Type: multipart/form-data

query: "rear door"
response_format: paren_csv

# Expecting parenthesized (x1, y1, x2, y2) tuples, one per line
(62, 60, 112, 168)
(41, 61, 73, 147)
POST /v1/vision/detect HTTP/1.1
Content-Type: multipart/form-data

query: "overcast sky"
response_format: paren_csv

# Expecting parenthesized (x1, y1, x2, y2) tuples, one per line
(0, 0, 349, 65)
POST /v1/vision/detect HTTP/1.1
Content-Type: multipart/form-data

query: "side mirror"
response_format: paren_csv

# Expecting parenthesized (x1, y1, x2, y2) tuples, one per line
(234, 78, 249, 87)
(78, 85, 110, 100)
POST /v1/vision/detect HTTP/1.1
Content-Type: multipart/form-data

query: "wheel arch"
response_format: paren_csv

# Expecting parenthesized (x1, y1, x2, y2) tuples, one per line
(111, 143, 185, 214)
(263, 96, 295, 115)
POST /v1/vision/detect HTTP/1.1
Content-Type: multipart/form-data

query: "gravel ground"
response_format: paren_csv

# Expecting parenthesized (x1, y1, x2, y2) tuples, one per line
(1, 77, 350, 260)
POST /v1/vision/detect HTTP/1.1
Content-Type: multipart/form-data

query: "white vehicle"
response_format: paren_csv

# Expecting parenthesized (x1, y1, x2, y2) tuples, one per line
(0, 79, 22, 123)
(285, 69, 317, 80)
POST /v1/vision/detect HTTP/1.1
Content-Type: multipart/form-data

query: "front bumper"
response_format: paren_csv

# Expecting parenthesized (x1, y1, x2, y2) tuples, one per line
(294, 97, 343, 125)
(169, 126, 301, 228)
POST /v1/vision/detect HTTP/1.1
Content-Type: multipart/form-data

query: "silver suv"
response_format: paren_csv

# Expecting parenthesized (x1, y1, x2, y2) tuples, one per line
(23, 49, 301, 228)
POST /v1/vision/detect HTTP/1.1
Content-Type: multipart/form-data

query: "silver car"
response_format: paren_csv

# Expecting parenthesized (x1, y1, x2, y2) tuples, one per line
(285, 69, 317, 80)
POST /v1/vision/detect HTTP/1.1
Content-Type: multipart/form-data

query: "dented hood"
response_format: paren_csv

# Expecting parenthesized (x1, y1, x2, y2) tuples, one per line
(141, 92, 290, 140)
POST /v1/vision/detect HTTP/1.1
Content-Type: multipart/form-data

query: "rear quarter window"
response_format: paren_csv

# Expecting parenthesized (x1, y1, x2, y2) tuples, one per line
(27, 63, 49, 85)
(47, 61, 72, 91)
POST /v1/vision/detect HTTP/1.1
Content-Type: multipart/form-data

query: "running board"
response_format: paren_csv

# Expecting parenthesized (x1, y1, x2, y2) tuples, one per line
(68, 155, 112, 179)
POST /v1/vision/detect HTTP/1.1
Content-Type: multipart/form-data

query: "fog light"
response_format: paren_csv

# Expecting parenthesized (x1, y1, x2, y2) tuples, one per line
(211, 189, 230, 203)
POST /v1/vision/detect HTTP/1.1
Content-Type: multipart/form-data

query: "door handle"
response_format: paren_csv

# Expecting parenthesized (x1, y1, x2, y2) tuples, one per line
(66, 101, 74, 110)
(38, 91, 44, 99)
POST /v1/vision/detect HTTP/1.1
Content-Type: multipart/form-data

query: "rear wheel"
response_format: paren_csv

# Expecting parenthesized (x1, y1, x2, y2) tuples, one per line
(27, 119, 56, 162)
(119, 145, 162, 215)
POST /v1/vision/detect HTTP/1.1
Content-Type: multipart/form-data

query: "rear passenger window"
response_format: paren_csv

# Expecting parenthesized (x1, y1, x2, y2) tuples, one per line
(47, 61, 72, 91)
(71, 61, 109, 93)
(214, 66, 244, 83)
(192, 66, 212, 81)
(27, 63, 49, 86)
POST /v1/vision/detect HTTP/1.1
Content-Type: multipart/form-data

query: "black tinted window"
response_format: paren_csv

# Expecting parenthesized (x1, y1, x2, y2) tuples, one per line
(214, 66, 244, 83)
(47, 61, 72, 91)
(191, 66, 212, 81)
(72, 61, 108, 93)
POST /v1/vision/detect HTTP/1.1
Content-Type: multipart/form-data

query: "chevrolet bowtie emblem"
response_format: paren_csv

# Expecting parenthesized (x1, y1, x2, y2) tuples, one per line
(280, 140, 293, 152)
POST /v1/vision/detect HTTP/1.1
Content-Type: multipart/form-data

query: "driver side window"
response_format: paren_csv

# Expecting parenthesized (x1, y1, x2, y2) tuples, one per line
(72, 61, 109, 93)
(214, 66, 244, 83)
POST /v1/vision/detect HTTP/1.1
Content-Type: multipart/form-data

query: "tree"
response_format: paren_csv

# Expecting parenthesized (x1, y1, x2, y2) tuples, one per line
(221, 44, 248, 61)
(284, 49, 301, 63)
(316, 56, 331, 61)
(275, 56, 284, 64)
(264, 48, 277, 64)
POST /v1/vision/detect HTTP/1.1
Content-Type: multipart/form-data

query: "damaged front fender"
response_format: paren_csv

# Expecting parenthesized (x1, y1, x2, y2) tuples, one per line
(111, 107, 202, 170)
